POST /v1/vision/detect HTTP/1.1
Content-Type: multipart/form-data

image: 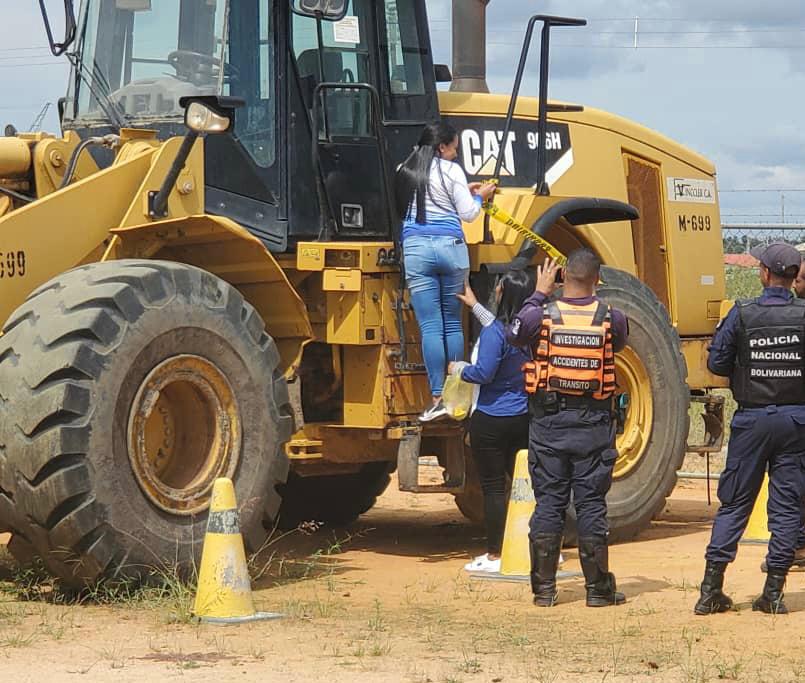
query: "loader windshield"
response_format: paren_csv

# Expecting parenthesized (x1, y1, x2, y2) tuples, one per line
(64, 0, 228, 125)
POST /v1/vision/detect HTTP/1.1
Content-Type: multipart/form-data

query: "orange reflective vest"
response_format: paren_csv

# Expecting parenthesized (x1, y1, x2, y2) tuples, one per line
(523, 300, 616, 400)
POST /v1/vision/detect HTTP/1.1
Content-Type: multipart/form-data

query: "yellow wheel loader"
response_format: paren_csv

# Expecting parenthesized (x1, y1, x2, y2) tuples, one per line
(0, 0, 726, 586)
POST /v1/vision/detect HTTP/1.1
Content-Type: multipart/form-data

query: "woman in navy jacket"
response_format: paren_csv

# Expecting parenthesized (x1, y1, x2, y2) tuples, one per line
(449, 270, 534, 573)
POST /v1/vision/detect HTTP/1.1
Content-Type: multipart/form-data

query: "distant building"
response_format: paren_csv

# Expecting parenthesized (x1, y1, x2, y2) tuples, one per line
(724, 254, 759, 268)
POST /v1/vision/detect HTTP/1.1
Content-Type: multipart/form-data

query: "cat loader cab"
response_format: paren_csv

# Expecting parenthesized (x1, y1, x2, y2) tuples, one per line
(47, 0, 440, 249)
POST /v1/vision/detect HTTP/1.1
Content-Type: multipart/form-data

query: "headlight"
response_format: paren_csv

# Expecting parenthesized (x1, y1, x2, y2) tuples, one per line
(185, 102, 231, 134)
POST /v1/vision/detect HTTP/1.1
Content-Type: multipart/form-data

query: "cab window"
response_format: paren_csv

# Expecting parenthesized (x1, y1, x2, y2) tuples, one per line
(292, 1, 373, 137)
(225, 0, 275, 168)
(383, 0, 425, 95)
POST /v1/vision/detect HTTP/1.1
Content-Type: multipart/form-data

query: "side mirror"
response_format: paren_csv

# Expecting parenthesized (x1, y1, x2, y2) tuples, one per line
(434, 64, 453, 83)
(290, 0, 348, 21)
(39, 0, 77, 57)
(179, 96, 245, 134)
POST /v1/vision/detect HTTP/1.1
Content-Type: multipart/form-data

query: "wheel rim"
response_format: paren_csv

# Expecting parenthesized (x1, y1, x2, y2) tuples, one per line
(128, 355, 241, 515)
(613, 346, 653, 478)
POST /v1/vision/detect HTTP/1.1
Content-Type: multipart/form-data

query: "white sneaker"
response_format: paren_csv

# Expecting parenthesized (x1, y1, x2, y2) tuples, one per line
(419, 399, 448, 423)
(559, 553, 565, 566)
(464, 554, 501, 573)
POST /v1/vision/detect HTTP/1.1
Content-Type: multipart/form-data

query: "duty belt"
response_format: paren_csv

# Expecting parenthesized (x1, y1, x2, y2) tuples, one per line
(530, 391, 613, 415)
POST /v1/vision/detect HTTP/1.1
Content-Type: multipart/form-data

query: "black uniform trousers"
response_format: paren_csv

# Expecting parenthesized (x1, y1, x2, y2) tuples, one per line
(528, 404, 618, 540)
(706, 405, 805, 571)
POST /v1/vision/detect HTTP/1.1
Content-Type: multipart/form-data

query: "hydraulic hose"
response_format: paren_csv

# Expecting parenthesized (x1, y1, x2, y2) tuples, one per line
(59, 134, 119, 189)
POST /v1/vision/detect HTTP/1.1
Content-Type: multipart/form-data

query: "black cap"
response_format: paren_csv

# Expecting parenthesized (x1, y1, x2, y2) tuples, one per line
(750, 242, 802, 275)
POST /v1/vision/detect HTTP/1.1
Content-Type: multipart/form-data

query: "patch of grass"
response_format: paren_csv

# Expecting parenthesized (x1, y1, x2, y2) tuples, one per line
(247, 643, 266, 661)
(178, 659, 202, 670)
(367, 598, 386, 632)
(421, 575, 440, 593)
(280, 593, 340, 620)
(263, 527, 367, 594)
(715, 655, 748, 680)
(680, 659, 713, 683)
(369, 639, 391, 657)
(725, 265, 762, 300)
(666, 576, 697, 593)
(458, 651, 482, 674)
(0, 602, 29, 626)
(629, 603, 657, 617)
(498, 628, 531, 648)
(98, 643, 128, 670)
(1, 557, 197, 625)
(615, 616, 643, 638)
(0, 631, 37, 648)
(1, 562, 52, 602)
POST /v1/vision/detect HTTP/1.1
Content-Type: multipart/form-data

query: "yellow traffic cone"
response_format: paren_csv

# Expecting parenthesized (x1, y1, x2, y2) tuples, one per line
(193, 478, 281, 624)
(500, 450, 535, 577)
(741, 473, 770, 544)
(471, 449, 578, 584)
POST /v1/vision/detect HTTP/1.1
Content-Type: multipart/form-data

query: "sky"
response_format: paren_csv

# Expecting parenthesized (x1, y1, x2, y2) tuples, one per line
(2, 0, 805, 222)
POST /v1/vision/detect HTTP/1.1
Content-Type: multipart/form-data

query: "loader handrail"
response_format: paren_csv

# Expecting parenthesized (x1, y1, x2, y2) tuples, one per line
(39, 0, 77, 57)
(482, 14, 585, 243)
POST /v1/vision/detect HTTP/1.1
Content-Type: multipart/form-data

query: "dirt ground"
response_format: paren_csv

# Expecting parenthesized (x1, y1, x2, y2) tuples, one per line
(1, 468, 804, 683)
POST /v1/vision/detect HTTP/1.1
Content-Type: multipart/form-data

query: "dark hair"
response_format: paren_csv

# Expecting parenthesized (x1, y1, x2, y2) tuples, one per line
(765, 264, 799, 283)
(565, 248, 601, 286)
(395, 121, 459, 223)
(496, 269, 534, 325)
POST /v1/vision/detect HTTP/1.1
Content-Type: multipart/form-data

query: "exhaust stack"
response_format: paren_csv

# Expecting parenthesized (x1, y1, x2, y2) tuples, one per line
(451, 0, 490, 93)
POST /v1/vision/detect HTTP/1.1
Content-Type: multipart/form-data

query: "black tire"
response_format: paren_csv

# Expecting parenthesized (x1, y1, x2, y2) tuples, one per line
(277, 462, 393, 530)
(453, 443, 485, 525)
(0, 260, 292, 587)
(564, 266, 689, 544)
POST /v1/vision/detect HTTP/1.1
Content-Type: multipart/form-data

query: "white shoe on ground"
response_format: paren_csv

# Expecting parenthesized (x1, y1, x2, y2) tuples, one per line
(464, 554, 501, 573)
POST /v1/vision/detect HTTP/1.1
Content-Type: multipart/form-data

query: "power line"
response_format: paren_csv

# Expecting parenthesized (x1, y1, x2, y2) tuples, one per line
(0, 56, 63, 63)
(0, 46, 51, 52)
(0, 62, 63, 69)
(431, 29, 805, 49)
(430, 20, 805, 35)
(484, 42, 805, 49)
(555, 17, 805, 23)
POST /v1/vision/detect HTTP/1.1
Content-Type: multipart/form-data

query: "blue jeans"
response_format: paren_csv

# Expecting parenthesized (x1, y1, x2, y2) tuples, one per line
(404, 235, 469, 396)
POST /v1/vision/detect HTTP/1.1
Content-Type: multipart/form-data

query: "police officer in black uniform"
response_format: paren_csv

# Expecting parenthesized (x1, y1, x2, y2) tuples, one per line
(507, 249, 628, 608)
(695, 242, 805, 615)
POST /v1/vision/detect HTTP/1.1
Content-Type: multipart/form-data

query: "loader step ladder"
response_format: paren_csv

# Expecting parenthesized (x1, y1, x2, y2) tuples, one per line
(397, 427, 466, 493)
(311, 81, 423, 373)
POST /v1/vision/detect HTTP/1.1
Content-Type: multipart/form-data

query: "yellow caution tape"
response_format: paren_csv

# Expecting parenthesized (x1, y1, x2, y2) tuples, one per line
(481, 200, 567, 266)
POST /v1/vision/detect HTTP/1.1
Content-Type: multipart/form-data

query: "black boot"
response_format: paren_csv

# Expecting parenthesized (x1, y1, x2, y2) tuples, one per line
(578, 537, 625, 607)
(693, 561, 733, 615)
(752, 570, 788, 614)
(530, 533, 562, 607)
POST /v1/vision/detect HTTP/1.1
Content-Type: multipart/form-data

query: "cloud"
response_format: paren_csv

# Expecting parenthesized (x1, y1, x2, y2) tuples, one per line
(724, 132, 805, 172)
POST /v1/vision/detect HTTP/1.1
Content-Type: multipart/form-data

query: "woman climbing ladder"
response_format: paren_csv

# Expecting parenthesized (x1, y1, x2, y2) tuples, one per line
(395, 121, 496, 422)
